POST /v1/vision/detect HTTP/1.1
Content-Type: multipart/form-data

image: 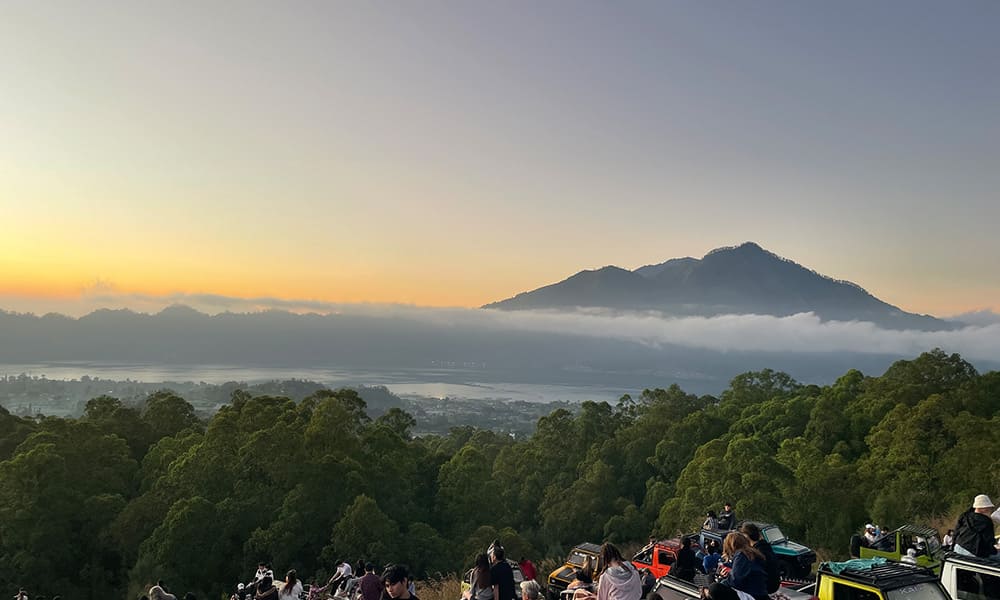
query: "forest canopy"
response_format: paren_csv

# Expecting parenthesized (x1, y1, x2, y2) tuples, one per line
(0, 349, 996, 599)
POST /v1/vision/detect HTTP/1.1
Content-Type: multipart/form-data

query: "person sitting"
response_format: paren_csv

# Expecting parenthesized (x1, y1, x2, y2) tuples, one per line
(566, 566, 594, 597)
(254, 577, 279, 600)
(739, 523, 779, 594)
(943, 529, 955, 551)
(717, 504, 736, 531)
(279, 570, 303, 600)
(702, 541, 722, 577)
(704, 511, 719, 530)
(720, 533, 768, 600)
(150, 583, 177, 600)
(863, 524, 878, 546)
(675, 537, 700, 582)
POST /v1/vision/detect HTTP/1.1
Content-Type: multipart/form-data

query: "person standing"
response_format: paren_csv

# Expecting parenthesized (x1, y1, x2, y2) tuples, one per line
(955, 494, 998, 558)
(490, 545, 517, 600)
(518, 557, 537, 583)
(359, 563, 382, 600)
(466, 554, 494, 600)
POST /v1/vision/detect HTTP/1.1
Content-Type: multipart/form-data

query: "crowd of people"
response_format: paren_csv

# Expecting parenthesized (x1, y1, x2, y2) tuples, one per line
(124, 493, 1000, 600)
(854, 493, 1000, 562)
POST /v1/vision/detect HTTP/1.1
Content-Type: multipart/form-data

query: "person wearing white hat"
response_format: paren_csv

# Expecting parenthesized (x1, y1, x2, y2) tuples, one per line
(954, 494, 998, 558)
(863, 524, 877, 546)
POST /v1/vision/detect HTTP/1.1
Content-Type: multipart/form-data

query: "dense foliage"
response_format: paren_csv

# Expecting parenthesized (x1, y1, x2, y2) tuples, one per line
(0, 349, 996, 599)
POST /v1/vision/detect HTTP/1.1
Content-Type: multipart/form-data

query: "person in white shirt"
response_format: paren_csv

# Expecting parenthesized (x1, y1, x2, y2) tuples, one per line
(256, 563, 275, 583)
(943, 529, 955, 550)
(863, 524, 878, 546)
(329, 559, 354, 594)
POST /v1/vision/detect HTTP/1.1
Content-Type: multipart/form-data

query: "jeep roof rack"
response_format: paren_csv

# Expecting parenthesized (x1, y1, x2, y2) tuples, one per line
(885, 524, 939, 539)
(819, 562, 939, 589)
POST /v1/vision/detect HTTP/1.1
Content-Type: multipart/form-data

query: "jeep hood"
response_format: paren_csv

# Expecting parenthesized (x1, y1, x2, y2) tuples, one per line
(774, 540, 811, 555)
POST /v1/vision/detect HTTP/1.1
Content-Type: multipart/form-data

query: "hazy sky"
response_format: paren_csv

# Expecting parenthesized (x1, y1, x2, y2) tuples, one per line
(2, 1, 997, 317)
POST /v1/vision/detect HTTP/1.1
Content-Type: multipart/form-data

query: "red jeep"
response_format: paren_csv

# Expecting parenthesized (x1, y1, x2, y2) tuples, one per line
(631, 538, 687, 579)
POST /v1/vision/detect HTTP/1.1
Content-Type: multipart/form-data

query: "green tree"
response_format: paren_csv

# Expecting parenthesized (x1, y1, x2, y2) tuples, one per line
(142, 390, 201, 441)
(322, 495, 401, 568)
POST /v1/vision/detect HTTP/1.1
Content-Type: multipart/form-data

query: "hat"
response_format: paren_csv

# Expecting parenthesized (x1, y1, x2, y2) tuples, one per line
(865, 523, 874, 530)
(974, 494, 995, 509)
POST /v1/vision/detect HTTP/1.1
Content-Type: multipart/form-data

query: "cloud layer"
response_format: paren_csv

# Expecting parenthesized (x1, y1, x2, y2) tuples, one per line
(2, 291, 999, 365)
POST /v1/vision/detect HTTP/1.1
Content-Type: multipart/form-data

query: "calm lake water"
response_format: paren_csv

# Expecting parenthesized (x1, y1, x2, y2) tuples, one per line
(0, 361, 634, 404)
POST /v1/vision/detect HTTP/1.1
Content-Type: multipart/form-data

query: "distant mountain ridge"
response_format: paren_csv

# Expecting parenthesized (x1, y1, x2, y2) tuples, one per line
(483, 242, 953, 331)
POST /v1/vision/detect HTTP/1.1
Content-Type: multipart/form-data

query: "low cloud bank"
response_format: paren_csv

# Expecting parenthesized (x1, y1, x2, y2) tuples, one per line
(3, 292, 999, 364)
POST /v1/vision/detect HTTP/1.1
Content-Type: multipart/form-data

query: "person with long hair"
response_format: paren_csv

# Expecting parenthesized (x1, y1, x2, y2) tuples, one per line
(578, 543, 641, 600)
(720, 532, 767, 600)
(279, 570, 303, 600)
(465, 553, 494, 600)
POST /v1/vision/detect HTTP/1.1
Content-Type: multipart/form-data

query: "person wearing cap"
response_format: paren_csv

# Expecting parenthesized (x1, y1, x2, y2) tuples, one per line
(954, 494, 999, 558)
(863, 524, 878, 546)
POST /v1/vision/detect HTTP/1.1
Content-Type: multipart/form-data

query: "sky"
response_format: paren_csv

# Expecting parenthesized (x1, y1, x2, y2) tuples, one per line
(1, 1, 998, 318)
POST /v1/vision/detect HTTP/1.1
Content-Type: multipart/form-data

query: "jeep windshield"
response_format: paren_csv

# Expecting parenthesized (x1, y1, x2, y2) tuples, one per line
(921, 535, 942, 556)
(762, 526, 787, 545)
(885, 582, 949, 600)
(568, 551, 594, 567)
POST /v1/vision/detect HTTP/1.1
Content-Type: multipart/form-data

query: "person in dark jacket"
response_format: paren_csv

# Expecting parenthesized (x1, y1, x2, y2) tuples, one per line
(717, 504, 736, 531)
(721, 532, 768, 600)
(740, 523, 780, 593)
(954, 494, 998, 558)
(675, 537, 699, 582)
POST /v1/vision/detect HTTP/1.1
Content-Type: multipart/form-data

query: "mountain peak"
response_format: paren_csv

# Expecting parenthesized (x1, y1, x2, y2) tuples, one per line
(157, 304, 206, 317)
(485, 242, 953, 331)
(704, 241, 770, 258)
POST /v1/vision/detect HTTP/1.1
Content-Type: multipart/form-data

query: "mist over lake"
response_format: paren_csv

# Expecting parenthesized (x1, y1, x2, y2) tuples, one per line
(0, 361, 638, 405)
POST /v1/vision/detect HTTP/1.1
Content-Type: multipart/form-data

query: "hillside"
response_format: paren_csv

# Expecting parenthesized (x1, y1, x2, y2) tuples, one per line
(484, 242, 951, 331)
